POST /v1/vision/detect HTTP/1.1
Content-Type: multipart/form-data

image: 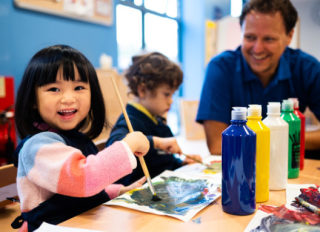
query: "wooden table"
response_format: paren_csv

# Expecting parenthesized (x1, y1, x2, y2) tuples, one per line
(60, 159, 320, 232)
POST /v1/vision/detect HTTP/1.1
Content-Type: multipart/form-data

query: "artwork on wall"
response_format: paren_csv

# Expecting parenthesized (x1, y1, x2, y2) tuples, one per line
(14, 0, 113, 26)
(64, 0, 94, 17)
(106, 170, 221, 222)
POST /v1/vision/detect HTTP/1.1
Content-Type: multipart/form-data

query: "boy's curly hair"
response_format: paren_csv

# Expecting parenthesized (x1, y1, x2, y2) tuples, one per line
(125, 52, 183, 96)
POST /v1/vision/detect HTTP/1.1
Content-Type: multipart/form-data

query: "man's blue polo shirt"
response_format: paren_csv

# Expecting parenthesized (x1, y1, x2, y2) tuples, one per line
(196, 46, 320, 124)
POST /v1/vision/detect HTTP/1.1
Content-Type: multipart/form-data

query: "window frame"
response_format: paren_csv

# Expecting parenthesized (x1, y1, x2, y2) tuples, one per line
(115, 0, 182, 63)
(115, 0, 183, 135)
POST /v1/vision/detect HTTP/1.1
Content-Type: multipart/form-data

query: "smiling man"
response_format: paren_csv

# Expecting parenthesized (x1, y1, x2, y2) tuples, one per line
(196, 0, 320, 156)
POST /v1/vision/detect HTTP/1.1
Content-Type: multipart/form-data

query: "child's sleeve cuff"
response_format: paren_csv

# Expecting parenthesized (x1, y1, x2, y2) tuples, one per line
(120, 141, 137, 169)
(105, 184, 123, 199)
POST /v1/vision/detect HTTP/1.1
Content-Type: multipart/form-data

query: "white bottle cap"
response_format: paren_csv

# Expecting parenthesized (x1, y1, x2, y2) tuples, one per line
(99, 53, 112, 70)
(267, 102, 281, 115)
(288, 98, 299, 109)
(231, 107, 247, 120)
(247, 104, 262, 117)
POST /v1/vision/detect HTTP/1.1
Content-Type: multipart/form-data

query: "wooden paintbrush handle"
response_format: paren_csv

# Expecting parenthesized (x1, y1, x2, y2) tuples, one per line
(110, 74, 151, 179)
(183, 154, 202, 163)
(183, 154, 212, 169)
(138, 157, 151, 178)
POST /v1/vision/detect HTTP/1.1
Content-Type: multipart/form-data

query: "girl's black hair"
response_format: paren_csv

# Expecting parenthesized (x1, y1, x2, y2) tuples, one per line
(15, 45, 106, 139)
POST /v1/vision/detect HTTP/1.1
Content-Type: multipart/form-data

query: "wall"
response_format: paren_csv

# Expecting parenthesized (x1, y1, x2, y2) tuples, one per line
(0, 0, 319, 102)
(0, 0, 117, 95)
(292, 0, 320, 60)
(181, 0, 230, 100)
(180, 0, 205, 100)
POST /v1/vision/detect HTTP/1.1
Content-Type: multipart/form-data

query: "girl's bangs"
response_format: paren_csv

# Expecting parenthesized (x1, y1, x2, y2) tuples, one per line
(36, 58, 89, 86)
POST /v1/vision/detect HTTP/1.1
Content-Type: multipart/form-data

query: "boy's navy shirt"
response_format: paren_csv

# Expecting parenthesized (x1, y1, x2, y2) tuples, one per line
(106, 104, 183, 185)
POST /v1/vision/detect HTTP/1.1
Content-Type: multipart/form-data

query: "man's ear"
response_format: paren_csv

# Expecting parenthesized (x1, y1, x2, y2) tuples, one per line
(137, 84, 146, 98)
(286, 29, 294, 46)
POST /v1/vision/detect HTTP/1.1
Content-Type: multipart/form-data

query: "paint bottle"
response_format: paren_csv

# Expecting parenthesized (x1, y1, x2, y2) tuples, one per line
(222, 107, 256, 215)
(262, 102, 288, 190)
(246, 105, 270, 203)
(281, 100, 300, 179)
(289, 98, 305, 170)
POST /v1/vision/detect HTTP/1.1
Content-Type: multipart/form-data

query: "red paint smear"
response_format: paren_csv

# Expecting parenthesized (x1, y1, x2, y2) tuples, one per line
(259, 205, 320, 225)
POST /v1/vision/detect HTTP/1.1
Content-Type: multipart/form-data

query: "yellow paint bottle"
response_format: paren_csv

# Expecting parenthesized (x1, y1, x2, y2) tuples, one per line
(247, 105, 270, 203)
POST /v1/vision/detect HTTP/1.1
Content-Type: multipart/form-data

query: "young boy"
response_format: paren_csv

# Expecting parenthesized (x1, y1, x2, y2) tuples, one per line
(106, 52, 200, 185)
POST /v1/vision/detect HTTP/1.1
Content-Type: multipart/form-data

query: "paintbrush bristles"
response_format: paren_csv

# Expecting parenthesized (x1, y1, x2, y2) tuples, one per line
(152, 195, 162, 202)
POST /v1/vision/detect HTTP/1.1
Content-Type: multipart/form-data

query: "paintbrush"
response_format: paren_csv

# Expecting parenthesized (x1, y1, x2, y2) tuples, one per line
(158, 150, 214, 170)
(295, 197, 320, 216)
(183, 154, 214, 170)
(110, 75, 161, 202)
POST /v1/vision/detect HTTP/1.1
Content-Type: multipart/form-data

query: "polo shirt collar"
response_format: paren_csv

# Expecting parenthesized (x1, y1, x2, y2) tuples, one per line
(276, 52, 292, 81)
(128, 102, 158, 125)
(240, 47, 292, 83)
(240, 54, 257, 82)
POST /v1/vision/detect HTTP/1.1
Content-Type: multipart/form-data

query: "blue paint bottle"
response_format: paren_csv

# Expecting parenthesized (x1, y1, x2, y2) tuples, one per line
(222, 107, 256, 215)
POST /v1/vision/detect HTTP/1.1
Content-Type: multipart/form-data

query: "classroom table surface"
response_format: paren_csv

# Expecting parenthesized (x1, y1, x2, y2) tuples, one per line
(1, 159, 319, 232)
(59, 158, 320, 232)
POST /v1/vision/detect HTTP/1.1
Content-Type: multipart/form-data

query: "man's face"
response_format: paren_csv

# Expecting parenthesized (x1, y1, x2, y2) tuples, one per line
(241, 11, 293, 84)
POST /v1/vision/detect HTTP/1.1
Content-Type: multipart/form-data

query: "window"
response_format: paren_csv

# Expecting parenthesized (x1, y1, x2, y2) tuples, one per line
(230, 0, 242, 17)
(116, 0, 180, 70)
(144, 13, 178, 60)
(116, 5, 142, 69)
(116, 0, 181, 135)
(231, 0, 248, 17)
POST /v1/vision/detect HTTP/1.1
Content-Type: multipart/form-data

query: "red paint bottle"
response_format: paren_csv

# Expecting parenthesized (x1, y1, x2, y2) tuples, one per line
(289, 98, 305, 170)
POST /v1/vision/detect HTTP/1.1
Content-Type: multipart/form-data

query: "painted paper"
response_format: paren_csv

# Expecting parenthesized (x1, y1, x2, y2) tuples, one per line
(175, 155, 222, 181)
(286, 184, 317, 209)
(245, 205, 320, 232)
(34, 222, 103, 232)
(245, 185, 320, 231)
(105, 170, 221, 222)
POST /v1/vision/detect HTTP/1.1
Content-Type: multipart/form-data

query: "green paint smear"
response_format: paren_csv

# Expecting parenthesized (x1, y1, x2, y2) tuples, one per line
(204, 161, 222, 174)
(116, 176, 215, 216)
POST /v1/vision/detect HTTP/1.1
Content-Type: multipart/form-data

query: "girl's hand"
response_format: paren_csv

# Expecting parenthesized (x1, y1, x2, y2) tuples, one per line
(122, 132, 150, 157)
(153, 136, 182, 154)
(119, 177, 146, 195)
(183, 154, 203, 165)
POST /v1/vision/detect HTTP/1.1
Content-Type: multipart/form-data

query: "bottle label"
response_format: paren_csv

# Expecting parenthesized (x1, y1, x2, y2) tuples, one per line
(290, 131, 300, 169)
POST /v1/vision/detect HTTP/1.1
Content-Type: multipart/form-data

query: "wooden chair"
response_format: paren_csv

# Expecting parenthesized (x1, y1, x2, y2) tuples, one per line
(94, 69, 130, 149)
(0, 164, 17, 208)
(179, 100, 206, 140)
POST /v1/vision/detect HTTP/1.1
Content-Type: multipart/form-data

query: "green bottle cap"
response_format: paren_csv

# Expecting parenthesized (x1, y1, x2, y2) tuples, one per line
(282, 99, 293, 111)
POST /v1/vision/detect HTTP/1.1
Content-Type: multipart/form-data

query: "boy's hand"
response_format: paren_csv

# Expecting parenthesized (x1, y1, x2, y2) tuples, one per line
(183, 154, 203, 165)
(153, 136, 182, 154)
(123, 132, 150, 157)
(119, 177, 146, 195)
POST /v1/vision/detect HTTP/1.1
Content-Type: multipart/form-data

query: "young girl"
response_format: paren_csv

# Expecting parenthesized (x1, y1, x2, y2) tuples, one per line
(106, 52, 201, 186)
(12, 45, 150, 232)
